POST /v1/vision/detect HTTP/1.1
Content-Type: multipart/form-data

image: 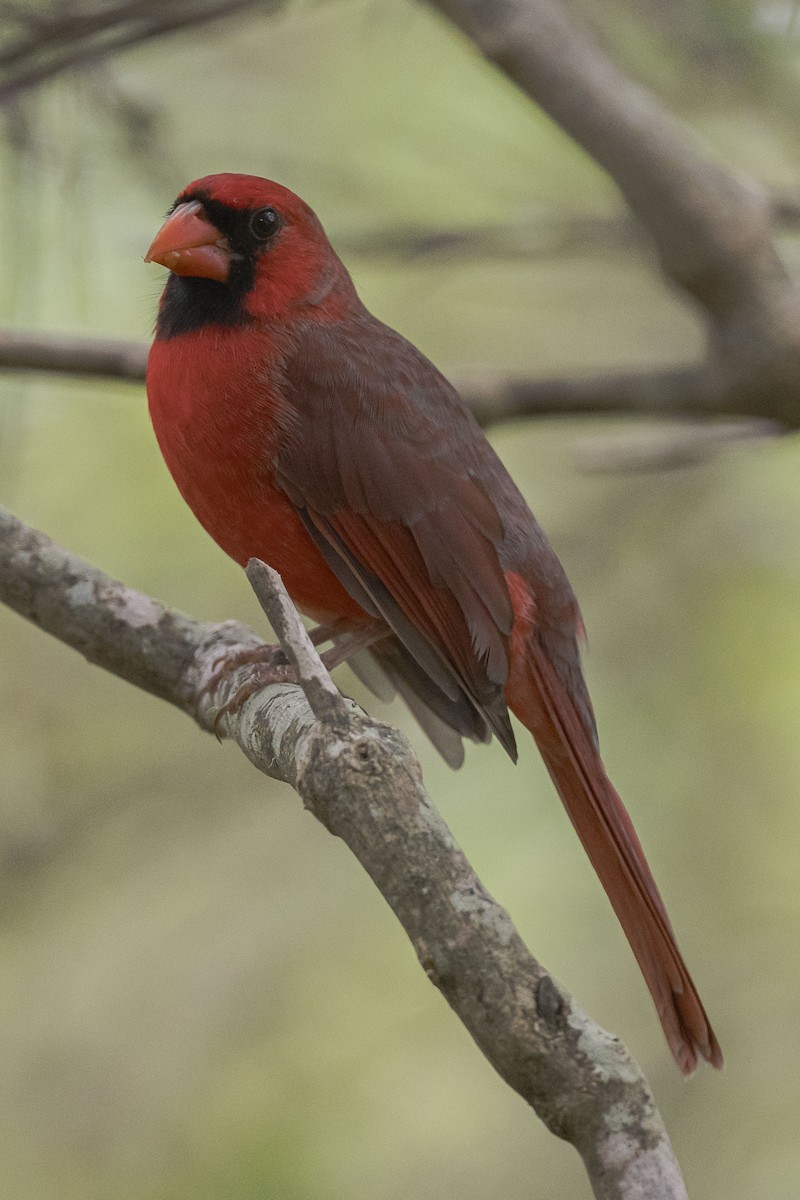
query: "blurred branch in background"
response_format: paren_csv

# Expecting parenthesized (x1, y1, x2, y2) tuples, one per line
(429, 0, 800, 426)
(3, 0, 800, 448)
(0, 328, 149, 381)
(0, 0, 265, 103)
(342, 196, 800, 262)
(0, 327, 785, 472)
(0, 503, 691, 1200)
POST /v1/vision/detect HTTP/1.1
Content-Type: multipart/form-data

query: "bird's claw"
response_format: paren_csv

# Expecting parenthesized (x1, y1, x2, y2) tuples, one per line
(201, 642, 294, 737)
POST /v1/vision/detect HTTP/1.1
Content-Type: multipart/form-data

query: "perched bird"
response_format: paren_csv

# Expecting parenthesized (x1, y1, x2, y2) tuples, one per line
(145, 173, 722, 1073)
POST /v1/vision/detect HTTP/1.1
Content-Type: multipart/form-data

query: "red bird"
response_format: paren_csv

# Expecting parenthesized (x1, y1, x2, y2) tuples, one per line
(145, 173, 722, 1074)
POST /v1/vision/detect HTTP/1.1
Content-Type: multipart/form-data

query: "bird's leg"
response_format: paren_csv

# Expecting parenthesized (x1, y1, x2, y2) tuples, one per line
(205, 644, 291, 736)
(308, 620, 349, 647)
(319, 622, 390, 669)
(201, 623, 336, 733)
(204, 619, 346, 692)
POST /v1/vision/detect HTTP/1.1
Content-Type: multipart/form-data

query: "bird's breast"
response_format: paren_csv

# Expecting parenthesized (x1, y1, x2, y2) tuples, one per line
(146, 329, 367, 625)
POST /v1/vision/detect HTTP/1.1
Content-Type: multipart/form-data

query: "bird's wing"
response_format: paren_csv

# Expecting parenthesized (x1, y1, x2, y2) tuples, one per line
(273, 315, 517, 758)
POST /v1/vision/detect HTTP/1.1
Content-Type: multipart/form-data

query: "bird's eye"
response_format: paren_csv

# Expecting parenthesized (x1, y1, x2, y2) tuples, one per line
(249, 207, 281, 241)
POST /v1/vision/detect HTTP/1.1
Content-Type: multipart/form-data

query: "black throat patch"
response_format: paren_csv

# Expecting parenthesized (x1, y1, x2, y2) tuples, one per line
(153, 192, 274, 340)
(155, 273, 253, 339)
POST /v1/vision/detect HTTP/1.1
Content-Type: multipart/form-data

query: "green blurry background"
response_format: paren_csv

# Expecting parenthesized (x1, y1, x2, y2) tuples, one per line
(2, 1, 800, 1196)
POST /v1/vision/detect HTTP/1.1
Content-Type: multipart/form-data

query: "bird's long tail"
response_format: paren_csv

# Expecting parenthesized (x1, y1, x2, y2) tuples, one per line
(508, 635, 723, 1074)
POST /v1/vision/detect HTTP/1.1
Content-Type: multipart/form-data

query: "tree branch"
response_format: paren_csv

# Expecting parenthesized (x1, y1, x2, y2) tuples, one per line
(2, 327, 799, 440)
(456, 365, 708, 424)
(0, 0, 265, 103)
(572, 418, 778, 472)
(0, 503, 689, 1200)
(429, 0, 800, 427)
(0, 328, 149, 382)
(5, 1, 800, 433)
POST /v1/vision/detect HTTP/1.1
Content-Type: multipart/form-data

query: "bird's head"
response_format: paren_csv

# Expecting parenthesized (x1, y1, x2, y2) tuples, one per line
(145, 174, 356, 329)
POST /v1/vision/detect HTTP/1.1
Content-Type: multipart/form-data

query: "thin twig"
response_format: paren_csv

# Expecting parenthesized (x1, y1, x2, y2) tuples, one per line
(572, 418, 780, 472)
(0, 0, 265, 102)
(245, 557, 343, 722)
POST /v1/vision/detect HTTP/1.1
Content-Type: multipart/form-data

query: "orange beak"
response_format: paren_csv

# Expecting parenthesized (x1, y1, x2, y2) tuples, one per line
(145, 201, 232, 283)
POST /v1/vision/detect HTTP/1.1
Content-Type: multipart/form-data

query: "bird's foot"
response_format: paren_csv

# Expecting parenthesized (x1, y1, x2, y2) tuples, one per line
(205, 622, 389, 736)
(203, 642, 295, 736)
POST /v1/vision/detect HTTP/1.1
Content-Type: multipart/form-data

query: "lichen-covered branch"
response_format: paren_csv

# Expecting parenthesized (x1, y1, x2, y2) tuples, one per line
(0, 503, 689, 1199)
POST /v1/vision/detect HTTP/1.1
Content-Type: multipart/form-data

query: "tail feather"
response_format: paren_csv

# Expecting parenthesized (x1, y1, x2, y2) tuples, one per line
(510, 636, 723, 1074)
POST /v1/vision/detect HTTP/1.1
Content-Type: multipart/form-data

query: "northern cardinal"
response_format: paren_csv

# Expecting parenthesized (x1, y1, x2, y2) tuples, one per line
(145, 173, 722, 1073)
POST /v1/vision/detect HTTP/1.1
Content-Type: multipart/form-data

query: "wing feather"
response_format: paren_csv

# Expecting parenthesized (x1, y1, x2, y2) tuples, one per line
(276, 315, 518, 759)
